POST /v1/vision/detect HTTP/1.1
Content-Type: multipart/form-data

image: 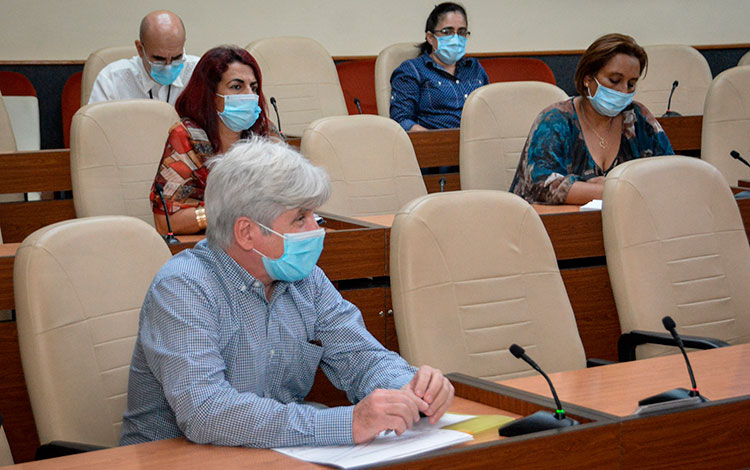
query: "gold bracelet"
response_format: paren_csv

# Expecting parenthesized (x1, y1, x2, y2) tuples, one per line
(195, 206, 207, 230)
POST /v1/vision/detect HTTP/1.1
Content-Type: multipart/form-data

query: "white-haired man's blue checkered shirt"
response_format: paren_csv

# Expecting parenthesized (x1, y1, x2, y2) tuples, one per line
(120, 239, 416, 448)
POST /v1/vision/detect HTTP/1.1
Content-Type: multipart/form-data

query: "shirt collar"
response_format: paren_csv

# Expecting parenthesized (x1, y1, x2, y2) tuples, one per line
(422, 52, 469, 72)
(199, 239, 290, 298)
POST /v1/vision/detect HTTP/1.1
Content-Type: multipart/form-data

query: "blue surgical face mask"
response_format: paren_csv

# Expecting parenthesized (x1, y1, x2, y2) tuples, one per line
(434, 34, 467, 65)
(146, 57, 185, 86)
(587, 77, 635, 117)
(216, 93, 261, 132)
(253, 223, 325, 282)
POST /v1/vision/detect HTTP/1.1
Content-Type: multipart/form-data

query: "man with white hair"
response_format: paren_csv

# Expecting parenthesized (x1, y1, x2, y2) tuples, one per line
(88, 10, 199, 104)
(120, 137, 454, 448)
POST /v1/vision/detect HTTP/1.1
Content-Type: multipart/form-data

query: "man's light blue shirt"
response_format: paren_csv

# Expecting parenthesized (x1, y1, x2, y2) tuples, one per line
(120, 239, 416, 448)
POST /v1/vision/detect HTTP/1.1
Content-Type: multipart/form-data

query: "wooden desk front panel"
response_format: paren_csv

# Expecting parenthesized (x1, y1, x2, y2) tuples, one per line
(619, 397, 750, 470)
(0, 322, 39, 464)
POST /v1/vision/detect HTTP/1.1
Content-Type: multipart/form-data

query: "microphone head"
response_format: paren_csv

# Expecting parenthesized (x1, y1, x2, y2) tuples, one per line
(270, 97, 277, 105)
(154, 183, 164, 193)
(730, 150, 741, 160)
(662, 316, 677, 331)
(509, 344, 525, 358)
(672, 80, 679, 87)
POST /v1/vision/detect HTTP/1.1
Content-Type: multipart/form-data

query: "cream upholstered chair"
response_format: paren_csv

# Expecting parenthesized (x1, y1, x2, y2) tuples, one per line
(603, 156, 750, 359)
(374, 43, 420, 117)
(460, 82, 568, 192)
(0, 90, 17, 152)
(390, 190, 586, 381)
(300, 114, 427, 217)
(0, 416, 12, 466)
(0, 91, 22, 204)
(738, 51, 750, 67)
(701, 66, 750, 186)
(246, 37, 347, 137)
(14, 216, 172, 448)
(634, 45, 712, 116)
(81, 46, 137, 106)
(70, 99, 178, 225)
(0, 71, 40, 151)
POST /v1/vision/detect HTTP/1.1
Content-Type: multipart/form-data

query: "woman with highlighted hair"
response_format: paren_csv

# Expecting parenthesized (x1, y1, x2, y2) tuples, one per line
(389, 2, 488, 131)
(149, 45, 279, 235)
(510, 34, 674, 204)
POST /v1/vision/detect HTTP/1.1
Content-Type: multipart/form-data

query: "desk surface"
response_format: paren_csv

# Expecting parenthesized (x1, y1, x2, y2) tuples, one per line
(498, 343, 750, 417)
(2, 390, 608, 470)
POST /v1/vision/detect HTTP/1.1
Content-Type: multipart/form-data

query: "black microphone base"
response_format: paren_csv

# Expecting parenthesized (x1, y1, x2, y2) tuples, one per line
(163, 234, 180, 245)
(662, 110, 682, 117)
(638, 387, 709, 406)
(498, 410, 579, 437)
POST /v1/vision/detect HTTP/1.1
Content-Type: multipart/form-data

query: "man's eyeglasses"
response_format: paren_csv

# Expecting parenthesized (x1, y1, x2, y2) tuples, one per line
(431, 27, 470, 38)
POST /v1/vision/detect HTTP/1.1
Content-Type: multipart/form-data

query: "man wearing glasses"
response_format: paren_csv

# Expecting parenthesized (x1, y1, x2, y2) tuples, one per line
(89, 10, 199, 105)
(390, 2, 488, 132)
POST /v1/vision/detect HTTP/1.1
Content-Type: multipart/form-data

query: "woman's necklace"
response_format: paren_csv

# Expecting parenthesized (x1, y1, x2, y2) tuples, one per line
(581, 103, 613, 149)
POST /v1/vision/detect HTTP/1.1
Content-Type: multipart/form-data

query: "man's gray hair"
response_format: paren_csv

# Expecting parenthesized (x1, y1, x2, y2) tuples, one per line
(204, 136, 330, 249)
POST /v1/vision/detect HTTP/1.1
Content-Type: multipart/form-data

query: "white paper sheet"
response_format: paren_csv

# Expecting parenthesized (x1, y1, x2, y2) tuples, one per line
(580, 199, 603, 212)
(274, 414, 475, 469)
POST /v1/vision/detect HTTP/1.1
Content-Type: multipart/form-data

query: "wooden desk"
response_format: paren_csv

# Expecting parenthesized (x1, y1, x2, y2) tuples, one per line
(498, 344, 750, 469)
(3, 377, 618, 470)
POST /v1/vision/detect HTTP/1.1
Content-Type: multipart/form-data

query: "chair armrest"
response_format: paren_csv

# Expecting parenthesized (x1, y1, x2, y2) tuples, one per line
(35, 441, 108, 460)
(586, 358, 615, 368)
(617, 330, 730, 362)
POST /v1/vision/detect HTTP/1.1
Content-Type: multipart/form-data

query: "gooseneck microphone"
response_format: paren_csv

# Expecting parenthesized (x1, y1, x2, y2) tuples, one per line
(730, 150, 750, 169)
(663, 316, 700, 396)
(662, 80, 681, 117)
(154, 183, 180, 245)
(498, 344, 579, 437)
(638, 316, 709, 406)
(269, 97, 286, 140)
(353, 98, 363, 114)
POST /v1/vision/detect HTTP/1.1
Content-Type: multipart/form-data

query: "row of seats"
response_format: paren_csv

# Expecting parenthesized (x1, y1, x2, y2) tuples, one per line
(4, 39, 747, 153)
(391, 156, 750, 378)
(11, 153, 750, 453)
(65, 63, 750, 229)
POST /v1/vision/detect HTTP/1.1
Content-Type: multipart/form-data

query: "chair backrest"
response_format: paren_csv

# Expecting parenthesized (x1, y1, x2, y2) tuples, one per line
(701, 66, 750, 186)
(390, 190, 586, 380)
(0, 71, 40, 151)
(460, 81, 568, 191)
(0, 91, 17, 152)
(634, 45, 712, 116)
(479, 57, 556, 85)
(14, 216, 172, 446)
(738, 50, 750, 67)
(336, 59, 377, 115)
(374, 42, 420, 117)
(62, 71, 83, 148)
(81, 46, 137, 106)
(0, 416, 12, 466)
(603, 156, 750, 358)
(70, 99, 179, 225)
(300, 114, 427, 217)
(246, 37, 347, 137)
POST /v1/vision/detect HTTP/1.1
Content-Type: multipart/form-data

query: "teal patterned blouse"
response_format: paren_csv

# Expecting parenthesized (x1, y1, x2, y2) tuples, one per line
(510, 98, 674, 204)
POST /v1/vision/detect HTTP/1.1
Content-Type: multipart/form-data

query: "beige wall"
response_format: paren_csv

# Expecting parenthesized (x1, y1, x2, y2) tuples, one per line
(1, 0, 748, 60)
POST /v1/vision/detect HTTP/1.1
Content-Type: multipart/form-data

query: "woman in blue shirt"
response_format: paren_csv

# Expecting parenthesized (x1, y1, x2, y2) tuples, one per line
(510, 33, 674, 204)
(390, 2, 489, 132)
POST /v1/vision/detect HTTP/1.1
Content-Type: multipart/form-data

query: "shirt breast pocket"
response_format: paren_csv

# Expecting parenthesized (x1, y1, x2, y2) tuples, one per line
(280, 339, 324, 400)
(421, 79, 451, 109)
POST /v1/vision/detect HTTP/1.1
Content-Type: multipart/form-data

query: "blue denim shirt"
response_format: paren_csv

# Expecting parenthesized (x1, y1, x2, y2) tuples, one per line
(120, 239, 415, 448)
(390, 53, 489, 131)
